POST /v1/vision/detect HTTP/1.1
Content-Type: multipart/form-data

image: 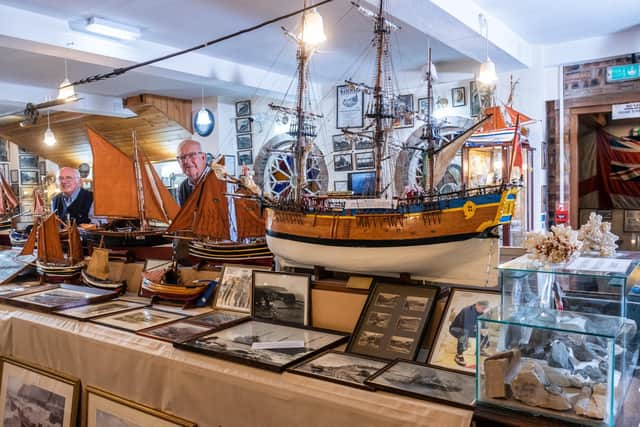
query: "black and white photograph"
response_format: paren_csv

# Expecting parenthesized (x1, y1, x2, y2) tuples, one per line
(355, 151, 374, 170)
(0, 248, 35, 285)
(374, 292, 400, 309)
(470, 80, 481, 116)
(333, 153, 352, 172)
(0, 139, 8, 162)
(356, 331, 383, 349)
(224, 155, 236, 176)
(91, 307, 186, 332)
(8, 285, 115, 311)
(334, 180, 348, 192)
(9, 169, 18, 184)
(396, 316, 421, 333)
(55, 300, 147, 320)
(365, 312, 392, 329)
(186, 310, 249, 328)
(451, 86, 466, 107)
(336, 84, 364, 129)
(387, 336, 413, 354)
(215, 265, 268, 313)
(237, 150, 253, 166)
(289, 351, 388, 389)
(392, 94, 414, 129)
(252, 271, 311, 326)
(332, 134, 351, 152)
(235, 100, 251, 117)
(624, 210, 640, 232)
(235, 117, 252, 133)
(365, 360, 476, 409)
(354, 132, 374, 150)
(19, 170, 38, 186)
(139, 320, 212, 343)
(236, 133, 252, 150)
(18, 154, 38, 169)
(403, 296, 429, 312)
(0, 357, 80, 427)
(176, 320, 347, 372)
(38, 161, 47, 177)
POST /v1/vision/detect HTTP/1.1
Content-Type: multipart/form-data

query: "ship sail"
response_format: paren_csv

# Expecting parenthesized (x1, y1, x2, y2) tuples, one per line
(18, 223, 37, 256)
(68, 223, 84, 265)
(33, 188, 46, 215)
(234, 189, 265, 240)
(86, 248, 110, 280)
(0, 173, 18, 214)
(504, 105, 535, 127)
(38, 214, 64, 263)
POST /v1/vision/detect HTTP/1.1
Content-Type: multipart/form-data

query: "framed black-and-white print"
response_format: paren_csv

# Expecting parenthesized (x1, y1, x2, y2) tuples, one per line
(470, 80, 481, 117)
(235, 100, 251, 117)
(333, 153, 352, 172)
(334, 180, 348, 192)
(392, 94, 414, 129)
(417, 98, 428, 115)
(624, 210, 640, 232)
(138, 319, 214, 343)
(332, 134, 351, 152)
(91, 307, 186, 332)
(9, 169, 18, 184)
(215, 264, 270, 313)
(237, 150, 253, 166)
(452, 87, 466, 107)
(55, 300, 147, 320)
(336, 85, 364, 129)
(19, 154, 38, 169)
(20, 170, 38, 185)
(0, 164, 8, 183)
(0, 139, 8, 162)
(252, 270, 311, 327)
(355, 151, 375, 170)
(38, 160, 46, 177)
(235, 117, 252, 133)
(236, 133, 252, 150)
(427, 288, 501, 375)
(355, 132, 374, 150)
(224, 155, 237, 176)
(4, 284, 119, 312)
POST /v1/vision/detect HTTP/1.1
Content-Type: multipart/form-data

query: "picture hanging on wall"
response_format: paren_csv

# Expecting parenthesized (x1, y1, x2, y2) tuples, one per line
(9, 169, 18, 184)
(336, 84, 364, 129)
(237, 133, 252, 150)
(417, 98, 428, 115)
(332, 134, 351, 152)
(392, 94, 414, 129)
(333, 153, 352, 172)
(20, 170, 39, 185)
(355, 151, 375, 170)
(224, 155, 236, 176)
(354, 132, 374, 150)
(334, 180, 348, 192)
(452, 87, 466, 107)
(470, 81, 481, 117)
(0, 139, 8, 162)
(237, 150, 253, 166)
(235, 100, 251, 117)
(19, 154, 38, 169)
(235, 117, 252, 134)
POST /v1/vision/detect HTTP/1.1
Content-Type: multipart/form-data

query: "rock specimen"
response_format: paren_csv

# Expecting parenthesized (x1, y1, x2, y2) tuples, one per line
(509, 360, 572, 411)
(574, 385, 607, 420)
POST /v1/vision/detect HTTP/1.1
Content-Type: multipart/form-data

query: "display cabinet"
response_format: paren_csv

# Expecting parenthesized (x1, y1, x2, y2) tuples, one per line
(477, 305, 637, 426)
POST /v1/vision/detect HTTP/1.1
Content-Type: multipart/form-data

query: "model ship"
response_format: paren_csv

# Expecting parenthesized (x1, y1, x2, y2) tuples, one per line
(80, 128, 180, 247)
(0, 172, 18, 231)
(263, 0, 519, 280)
(81, 246, 126, 293)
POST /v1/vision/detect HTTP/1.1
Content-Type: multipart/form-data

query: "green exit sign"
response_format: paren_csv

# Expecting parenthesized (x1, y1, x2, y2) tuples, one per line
(607, 63, 640, 82)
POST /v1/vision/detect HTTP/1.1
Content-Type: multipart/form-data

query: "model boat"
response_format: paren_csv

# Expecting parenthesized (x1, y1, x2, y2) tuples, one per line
(10, 187, 47, 246)
(81, 246, 126, 293)
(79, 128, 180, 247)
(140, 262, 210, 303)
(264, 0, 519, 282)
(0, 171, 18, 231)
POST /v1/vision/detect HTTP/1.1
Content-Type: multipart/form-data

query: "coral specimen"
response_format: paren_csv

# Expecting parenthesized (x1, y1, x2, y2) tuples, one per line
(524, 225, 582, 264)
(578, 212, 618, 257)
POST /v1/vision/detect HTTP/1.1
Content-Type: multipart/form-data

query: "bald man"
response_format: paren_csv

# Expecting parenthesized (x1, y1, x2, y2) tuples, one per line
(51, 167, 94, 224)
(176, 139, 208, 206)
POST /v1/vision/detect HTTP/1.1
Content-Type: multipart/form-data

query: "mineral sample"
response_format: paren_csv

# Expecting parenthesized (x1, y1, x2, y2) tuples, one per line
(510, 360, 572, 411)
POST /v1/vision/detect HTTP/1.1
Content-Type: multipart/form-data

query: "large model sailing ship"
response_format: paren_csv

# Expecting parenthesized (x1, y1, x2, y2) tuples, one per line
(263, 0, 518, 283)
(80, 128, 180, 247)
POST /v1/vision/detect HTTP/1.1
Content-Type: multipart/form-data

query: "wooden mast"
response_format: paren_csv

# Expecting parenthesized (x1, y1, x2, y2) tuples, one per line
(372, 0, 386, 197)
(292, 0, 310, 204)
(424, 47, 436, 193)
(131, 130, 148, 230)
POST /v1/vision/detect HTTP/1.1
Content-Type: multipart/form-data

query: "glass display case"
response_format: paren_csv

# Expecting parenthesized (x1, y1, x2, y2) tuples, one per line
(477, 305, 637, 426)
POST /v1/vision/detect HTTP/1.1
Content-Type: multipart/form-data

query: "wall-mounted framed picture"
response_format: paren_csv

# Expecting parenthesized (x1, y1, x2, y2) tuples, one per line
(332, 134, 351, 152)
(10, 184, 19, 198)
(9, 169, 18, 184)
(541, 140, 548, 170)
(20, 170, 39, 185)
(0, 164, 8, 183)
(452, 87, 466, 107)
(417, 97, 428, 115)
(333, 153, 353, 172)
(355, 151, 375, 170)
(224, 154, 237, 176)
(355, 132, 374, 150)
(336, 84, 364, 129)
(348, 171, 376, 196)
(237, 150, 253, 166)
(252, 270, 311, 327)
(235, 100, 251, 117)
(334, 180, 348, 192)
(392, 94, 414, 129)
(0, 139, 8, 162)
(19, 154, 38, 169)
(237, 133, 252, 150)
(470, 80, 481, 117)
(38, 160, 47, 177)
(235, 117, 252, 133)
(624, 210, 640, 232)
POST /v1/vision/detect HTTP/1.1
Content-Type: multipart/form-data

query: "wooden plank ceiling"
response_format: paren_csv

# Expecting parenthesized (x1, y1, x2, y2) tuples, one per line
(0, 94, 193, 167)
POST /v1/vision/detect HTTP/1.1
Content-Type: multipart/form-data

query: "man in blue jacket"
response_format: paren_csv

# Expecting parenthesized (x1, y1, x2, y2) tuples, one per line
(448, 300, 490, 366)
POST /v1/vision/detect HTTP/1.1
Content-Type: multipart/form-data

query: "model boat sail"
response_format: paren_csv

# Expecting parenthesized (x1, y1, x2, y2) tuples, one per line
(81, 246, 126, 292)
(10, 187, 47, 246)
(80, 128, 180, 247)
(264, 0, 519, 286)
(0, 172, 18, 233)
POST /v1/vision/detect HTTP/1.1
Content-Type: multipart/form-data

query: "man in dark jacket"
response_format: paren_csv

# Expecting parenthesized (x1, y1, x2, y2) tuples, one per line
(176, 139, 208, 206)
(448, 300, 490, 366)
(51, 167, 94, 224)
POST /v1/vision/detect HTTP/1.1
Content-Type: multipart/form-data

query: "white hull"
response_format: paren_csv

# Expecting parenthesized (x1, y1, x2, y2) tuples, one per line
(267, 235, 499, 287)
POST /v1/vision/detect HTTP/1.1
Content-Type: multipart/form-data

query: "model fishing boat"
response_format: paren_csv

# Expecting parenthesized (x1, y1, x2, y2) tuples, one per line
(264, 0, 519, 283)
(10, 187, 46, 246)
(79, 128, 180, 247)
(139, 259, 210, 303)
(81, 246, 126, 293)
(0, 172, 18, 231)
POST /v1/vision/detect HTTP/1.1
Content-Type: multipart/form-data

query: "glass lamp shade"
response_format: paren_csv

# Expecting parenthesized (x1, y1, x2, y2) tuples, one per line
(478, 58, 498, 86)
(195, 107, 213, 126)
(43, 127, 57, 146)
(57, 78, 76, 100)
(301, 8, 327, 46)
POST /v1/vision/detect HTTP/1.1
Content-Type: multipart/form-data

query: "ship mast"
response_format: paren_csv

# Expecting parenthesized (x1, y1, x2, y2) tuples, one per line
(423, 48, 436, 192)
(371, 0, 387, 197)
(292, 3, 310, 204)
(131, 130, 147, 230)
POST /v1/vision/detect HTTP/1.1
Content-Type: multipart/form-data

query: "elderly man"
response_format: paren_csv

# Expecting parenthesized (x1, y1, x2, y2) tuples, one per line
(51, 166, 94, 224)
(176, 139, 208, 206)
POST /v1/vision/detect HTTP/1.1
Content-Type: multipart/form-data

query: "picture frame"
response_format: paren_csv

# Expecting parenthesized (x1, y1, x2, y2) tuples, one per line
(0, 139, 8, 163)
(427, 288, 501, 375)
(365, 360, 476, 409)
(347, 282, 438, 361)
(354, 132, 374, 150)
(0, 356, 81, 427)
(392, 94, 414, 129)
(18, 154, 38, 169)
(38, 160, 47, 177)
(470, 80, 481, 116)
(0, 164, 8, 184)
(214, 264, 270, 313)
(541, 140, 548, 170)
(332, 134, 351, 152)
(0, 283, 44, 299)
(54, 300, 148, 320)
(91, 307, 187, 332)
(9, 169, 18, 184)
(182, 310, 249, 329)
(451, 87, 466, 107)
(175, 320, 347, 372)
(336, 84, 364, 129)
(289, 350, 389, 390)
(334, 180, 348, 192)
(83, 385, 196, 427)
(0, 249, 32, 286)
(235, 100, 251, 117)
(252, 270, 311, 327)
(355, 151, 375, 170)
(237, 150, 253, 166)
(624, 210, 640, 232)
(224, 155, 237, 176)
(348, 171, 376, 196)
(10, 184, 19, 198)
(333, 153, 352, 172)
(235, 117, 252, 133)
(138, 319, 214, 343)
(417, 97, 428, 115)
(236, 133, 252, 150)
(4, 284, 119, 312)
(19, 170, 39, 186)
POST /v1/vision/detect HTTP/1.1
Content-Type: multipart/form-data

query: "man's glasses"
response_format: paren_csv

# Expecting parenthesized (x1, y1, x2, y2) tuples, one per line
(176, 151, 203, 162)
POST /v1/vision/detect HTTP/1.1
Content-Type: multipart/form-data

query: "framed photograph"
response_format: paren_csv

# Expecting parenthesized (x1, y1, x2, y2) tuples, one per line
(214, 264, 270, 313)
(18, 154, 38, 169)
(289, 350, 389, 390)
(333, 153, 352, 172)
(184, 310, 249, 329)
(9, 169, 18, 184)
(336, 84, 364, 129)
(0, 356, 80, 427)
(451, 87, 466, 107)
(0, 283, 44, 299)
(235, 100, 251, 117)
(0, 164, 7, 184)
(224, 155, 237, 176)
(348, 171, 376, 196)
(38, 160, 47, 177)
(355, 151, 375, 170)
(235, 117, 252, 133)
(19, 170, 38, 186)
(91, 307, 186, 332)
(427, 288, 501, 375)
(334, 180, 348, 192)
(354, 132, 374, 150)
(5, 284, 119, 312)
(624, 210, 640, 232)
(0, 139, 8, 162)
(138, 319, 214, 343)
(392, 94, 414, 129)
(332, 134, 351, 152)
(83, 385, 196, 427)
(175, 320, 347, 372)
(347, 282, 438, 361)
(236, 133, 252, 150)
(54, 300, 147, 320)
(417, 98, 428, 115)
(10, 184, 18, 198)
(470, 80, 481, 116)
(365, 360, 476, 409)
(0, 248, 35, 285)
(252, 271, 311, 327)
(237, 150, 253, 166)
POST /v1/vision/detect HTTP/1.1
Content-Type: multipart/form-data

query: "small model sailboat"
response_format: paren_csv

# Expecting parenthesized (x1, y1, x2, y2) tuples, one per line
(10, 188, 46, 246)
(80, 128, 180, 247)
(81, 246, 126, 293)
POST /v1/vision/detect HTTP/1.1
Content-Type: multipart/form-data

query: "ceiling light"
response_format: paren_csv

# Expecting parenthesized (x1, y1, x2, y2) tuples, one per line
(43, 111, 57, 146)
(195, 107, 212, 126)
(477, 14, 498, 90)
(85, 17, 141, 40)
(301, 8, 326, 46)
(57, 58, 76, 100)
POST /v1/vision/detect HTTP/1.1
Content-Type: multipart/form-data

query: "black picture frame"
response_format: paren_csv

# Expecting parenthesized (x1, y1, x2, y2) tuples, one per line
(237, 150, 253, 166)
(237, 133, 252, 150)
(333, 153, 352, 172)
(9, 169, 18, 184)
(624, 210, 640, 232)
(38, 160, 47, 177)
(3, 284, 119, 312)
(0, 138, 8, 162)
(137, 318, 215, 343)
(252, 270, 311, 327)
(235, 100, 251, 117)
(332, 134, 351, 152)
(182, 309, 249, 329)
(452, 87, 466, 107)
(354, 132, 374, 150)
(355, 151, 375, 170)
(348, 171, 376, 196)
(347, 281, 438, 361)
(392, 94, 414, 129)
(19, 154, 38, 169)
(470, 81, 481, 117)
(336, 84, 364, 129)
(235, 117, 252, 133)
(20, 170, 39, 185)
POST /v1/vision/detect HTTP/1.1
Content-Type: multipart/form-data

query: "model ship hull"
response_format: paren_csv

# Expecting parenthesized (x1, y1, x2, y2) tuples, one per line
(81, 269, 126, 293)
(140, 268, 209, 303)
(188, 240, 273, 266)
(80, 227, 170, 248)
(36, 261, 84, 282)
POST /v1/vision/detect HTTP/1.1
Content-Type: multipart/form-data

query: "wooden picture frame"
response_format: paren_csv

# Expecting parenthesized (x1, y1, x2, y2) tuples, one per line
(252, 270, 311, 327)
(9, 169, 18, 184)
(392, 94, 414, 129)
(182, 310, 249, 329)
(214, 264, 270, 314)
(237, 150, 253, 166)
(19, 170, 39, 186)
(624, 210, 640, 232)
(332, 134, 351, 152)
(0, 356, 81, 427)
(83, 385, 197, 427)
(336, 84, 364, 129)
(235, 117, 252, 133)
(54, 300, 148, 320)
(355, 151, 375, 170)
(347, 282, 438, 361)
(138, 318, 214, 343)
(236, 133, 252, 150)
(18, 154, 38, 169)
(90, 307, 187, 332)
(235, 100, 251, 117)
(0, 139, 8, 162)
(4, 284, 119, 312)
(451, 87, 466, 107)
(333, 153, 352, 172)
(427, 288, 501, 375)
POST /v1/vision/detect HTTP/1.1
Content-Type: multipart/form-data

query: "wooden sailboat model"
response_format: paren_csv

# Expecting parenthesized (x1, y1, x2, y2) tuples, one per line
(10, 187, 46, 246)
(80, 128, 180, 247)
(0, 172, 18, 231)
(81, 246, 126, 292)
(264, 0, 519, 284)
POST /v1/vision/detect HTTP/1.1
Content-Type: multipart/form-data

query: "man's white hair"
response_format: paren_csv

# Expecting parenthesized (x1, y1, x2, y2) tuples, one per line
(177, 139, 203, 153)
(58, 166, 81, 181)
